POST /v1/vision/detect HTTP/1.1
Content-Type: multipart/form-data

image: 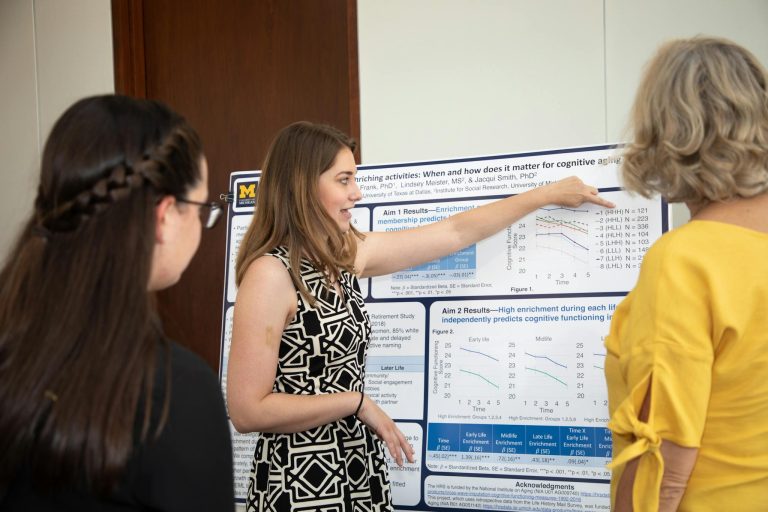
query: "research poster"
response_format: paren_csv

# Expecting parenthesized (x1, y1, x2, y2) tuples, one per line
(219, 144, 668, 511)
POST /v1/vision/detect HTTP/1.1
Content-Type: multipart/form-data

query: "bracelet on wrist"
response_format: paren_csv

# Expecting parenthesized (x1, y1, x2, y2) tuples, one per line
(354, 391, 365, 416)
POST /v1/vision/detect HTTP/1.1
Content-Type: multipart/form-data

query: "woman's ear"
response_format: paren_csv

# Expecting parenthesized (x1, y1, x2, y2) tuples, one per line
(154, 195, 176, 244)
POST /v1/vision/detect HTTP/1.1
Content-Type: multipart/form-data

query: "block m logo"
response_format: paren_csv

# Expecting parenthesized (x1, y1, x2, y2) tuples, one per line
(239, 183, 257, 199)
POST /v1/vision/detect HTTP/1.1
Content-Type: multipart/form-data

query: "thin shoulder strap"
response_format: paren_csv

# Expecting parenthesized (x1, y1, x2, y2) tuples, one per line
(265, 246, 291, 270)
(264, 246, 307, 295)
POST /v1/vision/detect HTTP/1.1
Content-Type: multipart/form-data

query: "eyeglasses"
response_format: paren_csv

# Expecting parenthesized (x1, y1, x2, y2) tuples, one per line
(176, 197, 224, 229)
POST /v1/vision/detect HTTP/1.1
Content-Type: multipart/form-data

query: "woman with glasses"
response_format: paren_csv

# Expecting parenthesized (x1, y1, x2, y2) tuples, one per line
(605, 37, 768, 511)
(0, 95, 233, 511)
(177, 197, 224, 229)
(227, 121, 613, 511)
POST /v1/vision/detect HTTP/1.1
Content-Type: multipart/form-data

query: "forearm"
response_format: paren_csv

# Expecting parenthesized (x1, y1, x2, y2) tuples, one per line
(614, 454, 637, 511)
(230, 390, 361, 434)
(448, 186, 550, 248)
(357, 176, 610, 277)
(658, 441, 698, 511)
(614, 439, 698, 511)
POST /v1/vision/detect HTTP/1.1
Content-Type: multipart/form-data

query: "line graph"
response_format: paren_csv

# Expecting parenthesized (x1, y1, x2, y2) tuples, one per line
(592, 352, 606, 376)
(461, 346, 500, 361)
(593, 352, 605, 370)
(458, 346, 502, 390)
(536, 233, 589, 251)
(524, 351, 568, 369)
(488, 190, 664, 295)
(524, 366, 568, 387)
(538, 206, 591, 213)
(429, 298, 617, 419)
(372, 190, 664, 297)
(535, 207, 590, 265)
(460, 368, 500, 389)
(523, 350, 570, 391)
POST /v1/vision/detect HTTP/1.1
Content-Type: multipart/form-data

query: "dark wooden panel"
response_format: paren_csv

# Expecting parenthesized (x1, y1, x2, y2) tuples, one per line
(111, 0, 146, 97)
(113, 0, 360, 371)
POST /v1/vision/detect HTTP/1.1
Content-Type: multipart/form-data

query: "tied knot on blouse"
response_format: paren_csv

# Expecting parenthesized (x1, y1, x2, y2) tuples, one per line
(608, 414, 662, 467)
(607, 397, 665, 511)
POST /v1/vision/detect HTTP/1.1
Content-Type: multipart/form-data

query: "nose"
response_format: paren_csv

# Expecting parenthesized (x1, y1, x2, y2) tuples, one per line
(350, 180, 363, 202)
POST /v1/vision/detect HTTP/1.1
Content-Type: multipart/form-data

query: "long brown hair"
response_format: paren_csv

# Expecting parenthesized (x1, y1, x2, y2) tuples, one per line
(235, 121, 364, 301)
(0, 95, 203, 492)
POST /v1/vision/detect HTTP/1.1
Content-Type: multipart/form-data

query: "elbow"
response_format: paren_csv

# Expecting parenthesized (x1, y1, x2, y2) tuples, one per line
(229, 412, 252, 434)
(227, 398, 265, 434)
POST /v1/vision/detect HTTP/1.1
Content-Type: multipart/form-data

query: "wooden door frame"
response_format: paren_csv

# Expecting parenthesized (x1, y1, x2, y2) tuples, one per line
(110, 0, 362, 370)
(111, 0, 360, 146)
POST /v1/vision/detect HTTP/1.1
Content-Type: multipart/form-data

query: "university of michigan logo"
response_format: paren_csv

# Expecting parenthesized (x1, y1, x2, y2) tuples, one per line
(235, 180, 258, 208)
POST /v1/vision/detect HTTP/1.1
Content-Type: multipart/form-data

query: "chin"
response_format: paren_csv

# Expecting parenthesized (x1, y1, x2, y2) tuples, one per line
(149, 273, 181, 292)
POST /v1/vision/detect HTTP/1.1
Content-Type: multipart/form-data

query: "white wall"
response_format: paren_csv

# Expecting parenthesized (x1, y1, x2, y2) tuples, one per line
(358, 0, 606, 162)
(358, 0, 768, 225)
(605, 0, 768, 141)
(3, 1, 768, 254)
(0, 0, 113, 260)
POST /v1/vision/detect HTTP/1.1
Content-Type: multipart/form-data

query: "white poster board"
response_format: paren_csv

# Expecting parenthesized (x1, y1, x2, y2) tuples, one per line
(219, 143, 668, 510)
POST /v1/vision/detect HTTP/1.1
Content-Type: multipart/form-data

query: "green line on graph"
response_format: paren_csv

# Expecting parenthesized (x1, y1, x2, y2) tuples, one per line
(459, 369, 500, 389)
(524, 366, 568, 387)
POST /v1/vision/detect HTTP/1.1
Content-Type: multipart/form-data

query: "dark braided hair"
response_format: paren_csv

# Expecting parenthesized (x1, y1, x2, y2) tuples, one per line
(0, 95, 203, 492)
(34, 162, 145, 235)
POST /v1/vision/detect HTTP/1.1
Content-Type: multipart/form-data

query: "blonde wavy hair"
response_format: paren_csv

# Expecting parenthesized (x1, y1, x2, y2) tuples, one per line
(622, 37, 768, 203)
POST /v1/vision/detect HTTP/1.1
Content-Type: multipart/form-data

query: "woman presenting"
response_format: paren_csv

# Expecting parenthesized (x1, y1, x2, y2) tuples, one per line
(228, 121, 613, 511)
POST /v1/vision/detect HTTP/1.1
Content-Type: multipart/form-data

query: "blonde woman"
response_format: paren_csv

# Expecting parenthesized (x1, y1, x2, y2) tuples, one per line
(606, 37, 768, 511)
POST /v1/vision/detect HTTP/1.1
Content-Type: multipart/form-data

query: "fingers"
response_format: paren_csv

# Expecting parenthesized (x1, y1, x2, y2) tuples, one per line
(584, 188, 615, 208)
(357, 398, 415, 466)
(555, 177, 615, 209)
(383, 425, 415, 466)
(392, 428, 414, 464)
(382, 434, 403, 466)
(398, 429, 416, 464)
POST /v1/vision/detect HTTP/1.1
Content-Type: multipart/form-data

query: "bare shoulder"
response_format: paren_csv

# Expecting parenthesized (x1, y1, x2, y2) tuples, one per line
(240, 254, 293, 289)
(236, 255, 297, 323)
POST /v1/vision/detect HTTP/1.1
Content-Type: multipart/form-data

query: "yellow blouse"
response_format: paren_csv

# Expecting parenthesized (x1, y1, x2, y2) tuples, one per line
(605, 220, 768, 511)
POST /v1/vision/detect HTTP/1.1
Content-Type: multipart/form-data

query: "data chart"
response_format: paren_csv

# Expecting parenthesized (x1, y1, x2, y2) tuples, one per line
(425, 296, 618, 479)
(371, 190, 665, 298)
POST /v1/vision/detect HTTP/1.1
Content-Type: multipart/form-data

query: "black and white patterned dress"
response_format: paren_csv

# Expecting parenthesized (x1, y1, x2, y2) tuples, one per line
(246, 247, 392, 512)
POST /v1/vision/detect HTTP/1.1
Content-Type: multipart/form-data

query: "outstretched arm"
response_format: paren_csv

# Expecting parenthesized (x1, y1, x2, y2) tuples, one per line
(355, 176, 614, 278)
